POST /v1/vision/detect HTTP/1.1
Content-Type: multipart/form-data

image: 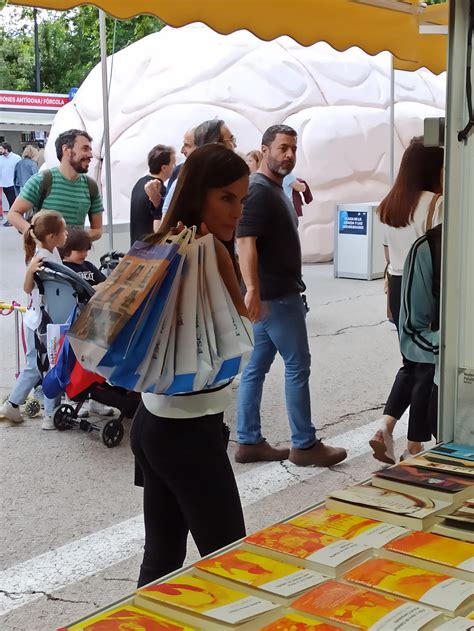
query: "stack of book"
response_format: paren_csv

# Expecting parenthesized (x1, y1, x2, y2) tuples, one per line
(60, 443, 474, 630)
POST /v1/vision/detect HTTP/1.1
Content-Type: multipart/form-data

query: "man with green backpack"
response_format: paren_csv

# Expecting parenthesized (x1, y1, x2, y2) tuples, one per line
(8, 129, 104, 241)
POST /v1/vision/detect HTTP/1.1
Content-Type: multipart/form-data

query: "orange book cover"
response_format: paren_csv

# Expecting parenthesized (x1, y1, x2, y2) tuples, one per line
(135, 574, 278, 624)
(289, 507, 408, 548)
(343, 558, 473, 614)
(261, 612, 342, 630)
(292, 580, 439, 630)
(245, 524, 368, 567)
(384, 531, 474, 570)
(64, 604, 196, 630)
(195, 548, 327, 596)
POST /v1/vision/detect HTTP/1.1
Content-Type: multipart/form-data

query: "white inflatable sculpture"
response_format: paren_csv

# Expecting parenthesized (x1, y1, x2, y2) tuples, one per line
(46, 23, 445, 261)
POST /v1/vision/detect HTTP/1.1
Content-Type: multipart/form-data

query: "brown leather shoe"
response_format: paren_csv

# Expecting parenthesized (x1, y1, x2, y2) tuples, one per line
(289, 441, 347, 467)
(235, 440, 290, 463)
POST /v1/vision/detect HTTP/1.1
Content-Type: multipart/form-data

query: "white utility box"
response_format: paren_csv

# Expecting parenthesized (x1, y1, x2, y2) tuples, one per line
(334, 203, 385, 280)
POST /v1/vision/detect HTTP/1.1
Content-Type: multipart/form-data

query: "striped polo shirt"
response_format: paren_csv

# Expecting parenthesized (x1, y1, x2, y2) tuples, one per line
(20, 167, 104, 226)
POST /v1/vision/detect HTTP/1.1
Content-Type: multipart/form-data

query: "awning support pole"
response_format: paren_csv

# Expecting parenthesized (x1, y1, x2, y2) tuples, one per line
(99, 9, 114, 252)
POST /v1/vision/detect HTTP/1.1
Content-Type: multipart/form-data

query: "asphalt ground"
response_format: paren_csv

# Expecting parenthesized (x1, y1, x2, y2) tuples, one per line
(0, 222, 411, 631)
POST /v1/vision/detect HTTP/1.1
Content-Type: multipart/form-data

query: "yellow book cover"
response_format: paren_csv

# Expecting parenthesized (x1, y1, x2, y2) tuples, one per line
(289, 507, 409, 548)
(195, 548, 327, 597)
(261, 612, 343, 630)
(291, 580, 441, 630)
(61, 604, 197, 630)
(244, 523, 369, 572)
(384, 531, 474, 574)
(343, 558, 473, 616)
(135, 574, 278, 625)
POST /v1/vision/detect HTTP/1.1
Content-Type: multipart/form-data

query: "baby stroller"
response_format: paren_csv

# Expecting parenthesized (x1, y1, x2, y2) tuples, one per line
(35, 261, 141, 447)
(99, 250, 124, 277)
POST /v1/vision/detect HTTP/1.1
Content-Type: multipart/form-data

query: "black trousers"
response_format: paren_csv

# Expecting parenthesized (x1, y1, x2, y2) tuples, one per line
(384, 273, 436, 442)
(130, 403, 246, 587)
(3, 186, 17, 208)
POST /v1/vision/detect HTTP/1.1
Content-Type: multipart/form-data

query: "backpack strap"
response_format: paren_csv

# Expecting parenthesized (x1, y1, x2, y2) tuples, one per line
(426, 193, 441, 231)
(36, 169, 52, 213)
(85, 175, 99, 220)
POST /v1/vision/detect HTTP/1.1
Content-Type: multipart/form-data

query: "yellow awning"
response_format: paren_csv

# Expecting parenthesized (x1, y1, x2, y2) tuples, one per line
(8, 0, 448, 73)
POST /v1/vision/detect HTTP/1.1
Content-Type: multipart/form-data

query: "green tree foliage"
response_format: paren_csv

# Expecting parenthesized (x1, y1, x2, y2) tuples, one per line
(0, 6, 163, 92)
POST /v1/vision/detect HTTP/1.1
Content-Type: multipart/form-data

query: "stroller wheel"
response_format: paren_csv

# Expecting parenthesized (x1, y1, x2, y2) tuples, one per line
(100, 420, 124, 448)
(54, 404, 75, 431)
(24, 398, 41, 418)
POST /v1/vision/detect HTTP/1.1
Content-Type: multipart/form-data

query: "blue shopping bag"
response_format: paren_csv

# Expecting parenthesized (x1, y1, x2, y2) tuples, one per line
(42, 307, 78, 399)
(99, 252, 183, 390)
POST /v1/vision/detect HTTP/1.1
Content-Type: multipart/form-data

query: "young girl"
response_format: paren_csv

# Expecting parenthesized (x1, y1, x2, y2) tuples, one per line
(130, 143, 251, 587)
(0, 210, 67, 430)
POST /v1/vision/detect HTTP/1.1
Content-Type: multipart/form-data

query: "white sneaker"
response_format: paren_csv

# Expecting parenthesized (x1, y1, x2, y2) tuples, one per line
(0, 400, 24, 423)
(41, 415, 56, 430)
(88, 399, 115, 416)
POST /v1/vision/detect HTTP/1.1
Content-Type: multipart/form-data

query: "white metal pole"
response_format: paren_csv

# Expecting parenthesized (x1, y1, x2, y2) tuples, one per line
(389, 54, 395, 184)
(99, 9, 114, 252)
(439, 0, 471, 443)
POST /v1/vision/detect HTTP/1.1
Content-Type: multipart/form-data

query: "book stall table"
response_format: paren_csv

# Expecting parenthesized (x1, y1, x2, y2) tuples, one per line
(59, 443, 474, 631)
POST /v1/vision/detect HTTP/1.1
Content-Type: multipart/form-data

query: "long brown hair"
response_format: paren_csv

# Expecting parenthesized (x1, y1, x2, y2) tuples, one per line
(378, 139, 444, 228)
(23, 210, 65, 264)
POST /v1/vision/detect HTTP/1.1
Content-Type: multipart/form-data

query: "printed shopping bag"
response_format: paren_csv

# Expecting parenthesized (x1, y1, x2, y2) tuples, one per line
(103, 228, 194, 391)
(68, 240, 178, 371)
(42, 307, 77, 398)
(46, 323, 69, 367)
(164, 239, 200, 394)
(210, 282, 254, 384)
(200, 234, 251, 382)
(102, 252, 184, 389)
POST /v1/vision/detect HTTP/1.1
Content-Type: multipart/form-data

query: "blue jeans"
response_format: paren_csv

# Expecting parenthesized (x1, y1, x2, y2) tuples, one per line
(237, 292, 316, 449)
(9, 326, 60, 416)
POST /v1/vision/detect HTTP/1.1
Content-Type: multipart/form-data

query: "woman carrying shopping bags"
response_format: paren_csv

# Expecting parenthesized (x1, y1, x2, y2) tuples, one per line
(369, 138, 444, 464)
(130, 143, 251, 587)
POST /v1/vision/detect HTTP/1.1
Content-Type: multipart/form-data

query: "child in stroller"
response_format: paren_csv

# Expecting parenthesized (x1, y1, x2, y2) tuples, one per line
(38, 258, 140, 446)
(58, 227, 115, 418)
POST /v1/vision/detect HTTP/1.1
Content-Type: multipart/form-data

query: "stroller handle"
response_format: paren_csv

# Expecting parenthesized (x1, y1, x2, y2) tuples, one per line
(35, 261, 95, 302)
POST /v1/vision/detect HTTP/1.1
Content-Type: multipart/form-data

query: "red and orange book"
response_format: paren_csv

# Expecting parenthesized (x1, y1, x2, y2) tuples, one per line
(194, 547, 328, 602)
(288, 506, 409, 549)
(381, 531, 474, 581)
(291, 580, 442, 630)
(343, 557, 473, 616)
(244, 523, 371, 577)
(61, 603, 197, 630)
(134, 574, 279, 628)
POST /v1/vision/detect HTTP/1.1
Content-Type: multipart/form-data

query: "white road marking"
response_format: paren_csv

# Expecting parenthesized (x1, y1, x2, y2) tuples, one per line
(0, 415, 408, 615)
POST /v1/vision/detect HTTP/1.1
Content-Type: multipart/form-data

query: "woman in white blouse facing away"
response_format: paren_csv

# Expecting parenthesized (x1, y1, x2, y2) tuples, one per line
(369, 137, 444, 465)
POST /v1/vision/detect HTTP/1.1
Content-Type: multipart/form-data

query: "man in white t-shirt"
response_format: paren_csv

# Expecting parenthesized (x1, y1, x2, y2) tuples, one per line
(1, 142, 21, 225)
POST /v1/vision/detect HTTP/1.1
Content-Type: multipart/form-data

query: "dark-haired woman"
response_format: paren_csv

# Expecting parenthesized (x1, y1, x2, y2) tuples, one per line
(130, 144, 251, 587)
(369, 138, 444, 464)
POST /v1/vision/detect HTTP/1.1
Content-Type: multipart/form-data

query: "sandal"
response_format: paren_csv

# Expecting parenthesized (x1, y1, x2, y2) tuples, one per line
(400, 444, 424, 462)
(369, 427, 396, 465)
